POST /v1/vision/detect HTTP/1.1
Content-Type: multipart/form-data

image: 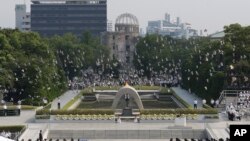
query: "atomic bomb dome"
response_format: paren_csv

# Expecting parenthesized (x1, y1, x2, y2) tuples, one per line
(115, 13, 139, 26)
(115, 13, 139, 33)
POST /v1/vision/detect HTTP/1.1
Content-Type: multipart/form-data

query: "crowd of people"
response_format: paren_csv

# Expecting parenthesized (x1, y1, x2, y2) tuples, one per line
(237, 91, 250, 109)
(69, 68, 180, 90)
(225, 91, 250, 121)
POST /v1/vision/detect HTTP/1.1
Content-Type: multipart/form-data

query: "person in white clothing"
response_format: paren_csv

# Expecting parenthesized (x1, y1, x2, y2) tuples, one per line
(194, 99, 198, 109)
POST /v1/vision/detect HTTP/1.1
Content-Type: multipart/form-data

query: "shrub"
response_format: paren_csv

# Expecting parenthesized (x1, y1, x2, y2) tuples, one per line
(140, 108, 218, 115)
(36, 109, 50, 115)
(35, 115, 50, 119)
(36, 109, 114, 115)
(81, 88, 94, 95)
(0, 125, 25, 132)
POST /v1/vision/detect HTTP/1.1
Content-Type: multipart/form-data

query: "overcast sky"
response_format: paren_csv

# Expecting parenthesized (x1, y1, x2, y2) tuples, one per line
(0, 0, 250, 34)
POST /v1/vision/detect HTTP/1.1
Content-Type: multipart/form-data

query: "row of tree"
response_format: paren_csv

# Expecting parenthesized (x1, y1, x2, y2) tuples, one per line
(0, 30, 110, 105)
(134, 24, 250, 100)
(0, 24, 249, 104)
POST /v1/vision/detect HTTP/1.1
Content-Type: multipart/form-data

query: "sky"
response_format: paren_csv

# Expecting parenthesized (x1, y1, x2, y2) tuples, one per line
(0, 0, 250, 34)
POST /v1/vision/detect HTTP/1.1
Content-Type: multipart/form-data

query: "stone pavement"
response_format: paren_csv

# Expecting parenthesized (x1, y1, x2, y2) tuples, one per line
(3, 111, 250, 140)
(19, 123, 48, 141)
(51, 90, 80, 110)
(172, 87, 203, 108)
(0, 110, 35, 125)
(2, 87, 249, 140)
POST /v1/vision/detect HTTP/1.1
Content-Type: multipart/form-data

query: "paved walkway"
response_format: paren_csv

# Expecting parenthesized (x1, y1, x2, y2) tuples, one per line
(51, 90, 80, 110)
(19, 123, 48, 141)
(171, 87, 203, 108)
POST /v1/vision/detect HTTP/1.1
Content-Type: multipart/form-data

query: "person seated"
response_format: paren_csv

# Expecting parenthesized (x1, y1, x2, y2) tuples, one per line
(235, 111, 241, 120)
(228, 110, 235, 121)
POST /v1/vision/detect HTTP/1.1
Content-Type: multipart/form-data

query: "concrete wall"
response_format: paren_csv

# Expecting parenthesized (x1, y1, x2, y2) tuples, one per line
(49, 129, 207, 139)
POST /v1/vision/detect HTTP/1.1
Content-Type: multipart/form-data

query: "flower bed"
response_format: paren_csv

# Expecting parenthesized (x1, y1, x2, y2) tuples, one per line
(140, 114, 198, 120)
(53, 114, 115, 120)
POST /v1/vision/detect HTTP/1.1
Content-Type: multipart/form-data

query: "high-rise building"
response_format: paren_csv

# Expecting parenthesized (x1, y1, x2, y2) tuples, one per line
(31, 0, 107, 37)
(147, 13, 198, 39)
(15, 4, 31, 32)
(107, 20, 113, 32)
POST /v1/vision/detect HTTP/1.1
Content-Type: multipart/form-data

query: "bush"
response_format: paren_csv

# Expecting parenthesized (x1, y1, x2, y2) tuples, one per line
(81, 88, 94, 95)
(36, 109, 50, 115)
(0, 125, 25, 132)
(140, 108, 218, 115)
(35, 115, 50, 119)
(159, 87, 172, 94)
(36, 109, 114, 115)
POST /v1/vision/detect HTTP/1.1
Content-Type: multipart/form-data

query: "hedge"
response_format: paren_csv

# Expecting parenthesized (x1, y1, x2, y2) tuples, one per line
(140, 108, 218, 115)
(0, 125, 25, 132)
(81, 88, 94, 95)
(36, 109, 114, 115)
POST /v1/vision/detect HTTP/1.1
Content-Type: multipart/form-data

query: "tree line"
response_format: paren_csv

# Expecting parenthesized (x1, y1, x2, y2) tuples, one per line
(0, 23, 249, 104)
(134, 24, 250, 100)
(0, 30, 110, 105)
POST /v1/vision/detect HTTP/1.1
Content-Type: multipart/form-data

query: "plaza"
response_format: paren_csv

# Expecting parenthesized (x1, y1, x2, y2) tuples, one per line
(1, 1, 250, 141)
(1, 86, 250, 141)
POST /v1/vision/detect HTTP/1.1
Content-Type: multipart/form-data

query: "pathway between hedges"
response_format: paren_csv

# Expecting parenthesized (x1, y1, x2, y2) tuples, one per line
(171, 87, 203, 108)
(51, 90, 80, 110)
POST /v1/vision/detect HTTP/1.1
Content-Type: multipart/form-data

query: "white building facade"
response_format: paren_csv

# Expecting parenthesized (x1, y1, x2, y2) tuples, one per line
(15, 4, 31, 32)
(147, 13, 198, 39)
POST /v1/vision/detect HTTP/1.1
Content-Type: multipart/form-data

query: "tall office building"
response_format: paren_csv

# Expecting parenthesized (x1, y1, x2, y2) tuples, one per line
(31, 0, 107, 37)
(15, 4, 31, 32)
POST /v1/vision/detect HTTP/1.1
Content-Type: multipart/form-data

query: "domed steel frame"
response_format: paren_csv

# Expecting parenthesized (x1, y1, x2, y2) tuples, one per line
(115, 13, 139, 25)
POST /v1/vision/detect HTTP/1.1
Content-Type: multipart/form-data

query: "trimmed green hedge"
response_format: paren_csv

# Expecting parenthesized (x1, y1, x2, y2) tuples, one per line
(0, 125, 25, 132)
(36, 109, 114, 115)
(81, 88, 94, 95)
(159, 87, 172, 94)
(140, 108, 218, 115)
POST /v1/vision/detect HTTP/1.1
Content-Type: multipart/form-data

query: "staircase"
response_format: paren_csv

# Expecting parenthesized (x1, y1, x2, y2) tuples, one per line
(19, 124, 48, 141)
(218, 90, 249, 110)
